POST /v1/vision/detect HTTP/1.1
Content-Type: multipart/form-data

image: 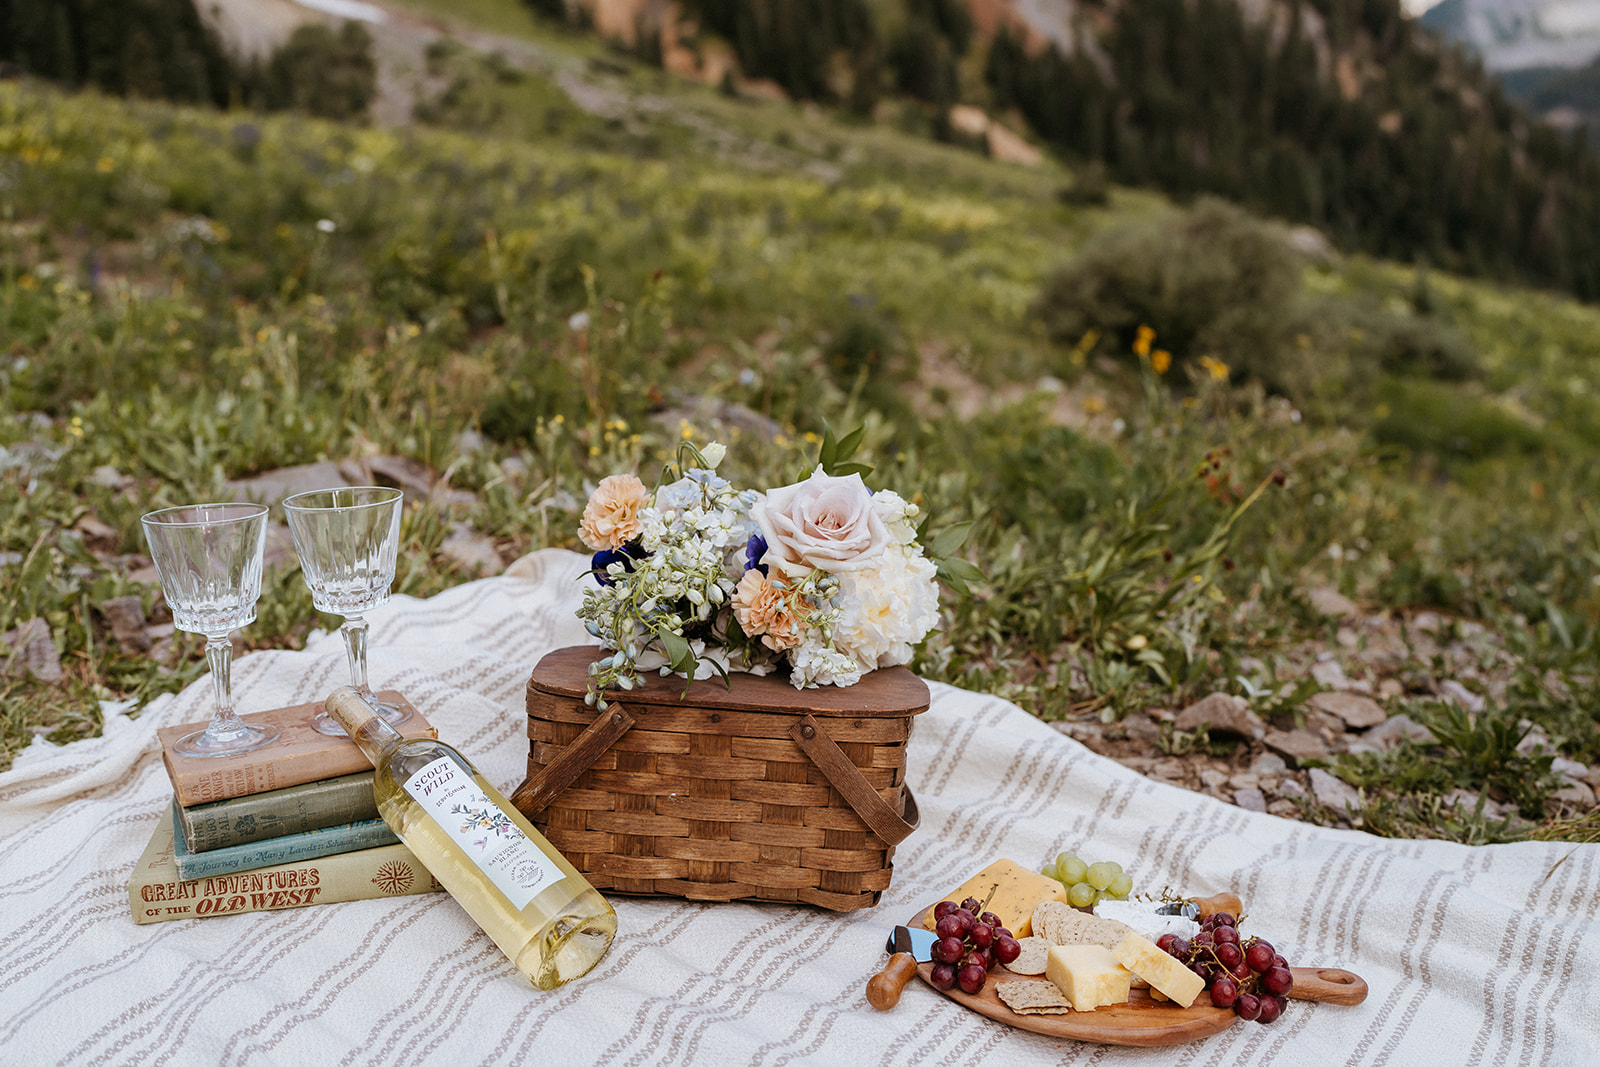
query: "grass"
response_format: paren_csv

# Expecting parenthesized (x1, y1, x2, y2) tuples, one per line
(3, 17, 1600, 844)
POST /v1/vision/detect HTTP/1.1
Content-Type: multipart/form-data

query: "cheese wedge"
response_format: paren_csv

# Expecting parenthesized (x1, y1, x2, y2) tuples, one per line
(923, 859, 1068, 938)
(1112, 932, 1206, 1008)
(1044, 943, 1133, 1011)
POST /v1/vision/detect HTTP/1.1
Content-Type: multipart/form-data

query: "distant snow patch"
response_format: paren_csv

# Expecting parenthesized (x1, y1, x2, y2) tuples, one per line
(295, 0, 387, 23)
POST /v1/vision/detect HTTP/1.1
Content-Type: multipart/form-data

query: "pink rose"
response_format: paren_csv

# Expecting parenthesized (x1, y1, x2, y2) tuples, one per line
(579, 474, 650, 550)
(753, 467, 889, 578)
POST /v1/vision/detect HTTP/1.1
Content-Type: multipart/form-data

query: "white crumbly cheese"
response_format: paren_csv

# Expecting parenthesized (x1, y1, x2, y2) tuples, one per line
(1092, 900, 1200, 943)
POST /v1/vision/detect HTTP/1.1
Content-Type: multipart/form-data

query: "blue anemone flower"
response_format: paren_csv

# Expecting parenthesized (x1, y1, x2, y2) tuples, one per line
(744, 534, 769, 576)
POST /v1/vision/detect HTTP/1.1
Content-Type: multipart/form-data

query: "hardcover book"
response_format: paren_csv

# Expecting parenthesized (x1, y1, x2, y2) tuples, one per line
(177, 772, 378, 853)
(170, 806, 400, 881)
(129, 802, 442, 925)
(158, 691, 434, 807)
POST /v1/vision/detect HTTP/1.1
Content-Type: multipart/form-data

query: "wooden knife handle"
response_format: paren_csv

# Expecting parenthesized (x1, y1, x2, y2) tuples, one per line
(1286, 967, 1368, 1006)
(867, 952, 920, 1010)
(1194, 891, 1244, 919)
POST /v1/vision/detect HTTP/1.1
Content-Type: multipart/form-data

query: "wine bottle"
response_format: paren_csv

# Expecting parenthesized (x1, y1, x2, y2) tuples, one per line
(323, 687, 617, 989)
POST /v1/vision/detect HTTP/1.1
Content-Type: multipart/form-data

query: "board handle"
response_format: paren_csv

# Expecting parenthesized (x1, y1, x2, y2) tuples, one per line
(866, 953, 920, 1010)
(1287, 967, 1368, 1006)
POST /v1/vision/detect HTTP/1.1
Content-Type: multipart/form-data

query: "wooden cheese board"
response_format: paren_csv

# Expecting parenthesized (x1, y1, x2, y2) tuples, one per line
(906, 906, 1368, 1047)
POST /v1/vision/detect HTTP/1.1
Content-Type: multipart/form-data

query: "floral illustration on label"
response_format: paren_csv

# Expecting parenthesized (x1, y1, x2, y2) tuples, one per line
(372, 861, 416, 895)
(452, 804, 515, 844)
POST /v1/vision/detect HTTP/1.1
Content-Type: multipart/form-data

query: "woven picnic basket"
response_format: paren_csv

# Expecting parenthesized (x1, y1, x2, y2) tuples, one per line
(513, 646, 929, 912)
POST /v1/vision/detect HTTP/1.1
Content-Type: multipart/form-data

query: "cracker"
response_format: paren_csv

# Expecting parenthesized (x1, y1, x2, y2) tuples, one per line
(1003, 936, 1053, 976)
(996, 980, 1073, 1015)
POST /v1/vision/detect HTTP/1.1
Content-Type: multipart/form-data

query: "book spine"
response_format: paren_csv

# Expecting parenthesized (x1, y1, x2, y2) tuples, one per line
(178, 773, 378, 852)
(172, 816, 400, 881)
(166, 746, 378, 807)
(131, 813, 441, 925)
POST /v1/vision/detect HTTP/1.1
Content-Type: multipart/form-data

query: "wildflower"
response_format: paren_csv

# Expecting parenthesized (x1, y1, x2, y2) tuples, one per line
(1151, 349, 1171, 374)
(1133, 325, 1155, 358)
(1200, 356, 1230, 381)
(315, 219, 336, 234)
(568, 311, 590, 331)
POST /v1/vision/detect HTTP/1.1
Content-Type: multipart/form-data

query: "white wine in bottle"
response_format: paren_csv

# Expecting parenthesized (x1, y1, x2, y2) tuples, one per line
(324, 687, 616, 989)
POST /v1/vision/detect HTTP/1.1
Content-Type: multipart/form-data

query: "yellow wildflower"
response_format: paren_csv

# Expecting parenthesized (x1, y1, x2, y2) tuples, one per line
(1151, 349, 1172, 375)
(1133, 325, 1155, 358)
(1200, 356, 1230, 381)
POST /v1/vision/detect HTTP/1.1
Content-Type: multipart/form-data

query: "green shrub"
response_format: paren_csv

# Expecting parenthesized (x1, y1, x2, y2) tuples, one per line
(253, 22, 377, 122)
(1032, 198, 1313, 394)
(1371, 379, 1550, 460)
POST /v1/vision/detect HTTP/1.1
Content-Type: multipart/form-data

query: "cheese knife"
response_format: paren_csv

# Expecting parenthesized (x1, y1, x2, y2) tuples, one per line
(866, 926, 936, 1009)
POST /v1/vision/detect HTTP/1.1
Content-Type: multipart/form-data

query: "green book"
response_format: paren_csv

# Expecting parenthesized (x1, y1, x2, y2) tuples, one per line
(176, 772, 378, 852)
(170, 805, 400, 881)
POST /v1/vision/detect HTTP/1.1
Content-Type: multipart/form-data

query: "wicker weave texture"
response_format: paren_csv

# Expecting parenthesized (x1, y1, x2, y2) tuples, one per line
(524, 703, 914, 911)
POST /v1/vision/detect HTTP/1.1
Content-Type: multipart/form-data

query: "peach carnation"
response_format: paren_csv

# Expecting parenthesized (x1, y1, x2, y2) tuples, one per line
(731, 570, 804, 652)
(579, 474, 650, 550)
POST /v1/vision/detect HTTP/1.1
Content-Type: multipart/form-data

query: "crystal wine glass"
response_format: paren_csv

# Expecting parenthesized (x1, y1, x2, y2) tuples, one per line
(141, 502, 280, 758)
(283, 486, 412, 736)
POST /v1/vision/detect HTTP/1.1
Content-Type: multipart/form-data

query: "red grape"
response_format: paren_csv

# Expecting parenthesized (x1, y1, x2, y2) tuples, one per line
(1210, 977, 1240, 1008)
(958, 963, 987, 995)
(1215, 943, 1243, 969)
(1257, 994, 1284, 1024)
(994, 927, 1012, 941)
(1210, 913, 1237, 928)
(1274, 954, 1288, 970)
(1230, 960, 1252, 982)
(1170, 937, 1191, 959)
(933, 900, 958, 922)
(995, 936, 1021, 965)
(970, 924, 994, 950)
(935, 915, 965, 940)
(1262, 966, 1294, 997)
(1245, 942, 1275, 972)
(960, 897, 982, 914)
(1213, 926, 1240, 946)
(932, 936, 965, 964)
(980, 911, 1002, 928)
(930, 963, 956, 990)
(1235, 993, 1261, 1021)
(1156, 934, 1178, 955)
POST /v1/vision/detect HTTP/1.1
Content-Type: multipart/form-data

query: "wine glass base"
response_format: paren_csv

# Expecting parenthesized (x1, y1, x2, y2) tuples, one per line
(174, 722, 282, 758)
(310, 699, 413, 737)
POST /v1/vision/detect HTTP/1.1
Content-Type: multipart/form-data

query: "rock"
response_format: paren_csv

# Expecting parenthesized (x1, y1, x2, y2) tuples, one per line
(1438, 679, 1485, 713)
(1552, 781, 1596, 810)
(2, 618, 64, 683)
(654, 395, 784, 443)
(1152, 758, 1189, 784)
(366, 455, 436, 500)
(1309, 769, 1362, 812)
(1174, 693, 1265, 739)
(1052, 719, 1102, 744)
(440, 523, 504, 576)
(1200, 769, 1229, 789)
(1307, 587, 1359, 619)
(1118, 714, 1161, 749)
(986, 122, 1043, 167)
(1552, 757, 1589, 786)
(1250, 753, 1288, 777)
(228, 461, 355, 505)
(454, 428, 488, 455)
(1264, 728, 1331, 766)
(1516, 724, 1553, 757)
(1229, 772, 1261, 790)
(1234, 787, 1268, 813)
(1310, 659, 1349, 689)
(1308, 691, 1387, 730)
(1267, 798, 1302, 818)
(1378, 678, 1405, 698)
(1443, 788, 1508, 822)
(90, 464, 134, 489)
(1275, 776, 1308, 799)
(1346, 713, 1433, 755)
(99, 595, 152, 654)
(264, 522, 297, 570)
(74, 515, 120, 551)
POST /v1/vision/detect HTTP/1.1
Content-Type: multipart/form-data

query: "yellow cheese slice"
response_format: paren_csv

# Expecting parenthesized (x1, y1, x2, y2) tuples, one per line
(922, 859, 1069, 938)
(1044, 943, 1133, 1011)
(1112, 932, 1206, 1008)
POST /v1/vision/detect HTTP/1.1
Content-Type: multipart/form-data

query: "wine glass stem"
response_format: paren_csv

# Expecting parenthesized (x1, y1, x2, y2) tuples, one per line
(342, 615, 373, 697)
(205, 636, 242, 728)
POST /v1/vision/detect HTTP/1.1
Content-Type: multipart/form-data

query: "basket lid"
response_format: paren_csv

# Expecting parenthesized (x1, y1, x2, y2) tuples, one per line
(529, 646, 929, 718)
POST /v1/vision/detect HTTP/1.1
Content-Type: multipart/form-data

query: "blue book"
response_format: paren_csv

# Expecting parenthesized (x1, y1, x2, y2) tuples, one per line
(170, 805, 399, 881)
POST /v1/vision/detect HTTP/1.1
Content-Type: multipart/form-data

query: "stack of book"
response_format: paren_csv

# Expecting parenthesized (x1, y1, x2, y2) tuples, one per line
(128, 692, 445, 924)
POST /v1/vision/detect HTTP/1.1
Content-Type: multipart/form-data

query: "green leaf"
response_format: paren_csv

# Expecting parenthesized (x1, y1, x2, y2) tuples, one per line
(834, 425, 866, 462)
(658, 631, 695, 675)
(929, 521, 974, 558)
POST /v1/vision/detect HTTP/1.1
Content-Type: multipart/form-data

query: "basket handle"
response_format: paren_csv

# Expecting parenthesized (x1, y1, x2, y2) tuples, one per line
(789, 714, 920, 846)
(511, 704, 636, 818)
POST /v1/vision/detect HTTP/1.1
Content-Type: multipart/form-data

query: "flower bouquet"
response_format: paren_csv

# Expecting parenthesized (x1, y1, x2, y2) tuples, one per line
(575, 433, 973, 705)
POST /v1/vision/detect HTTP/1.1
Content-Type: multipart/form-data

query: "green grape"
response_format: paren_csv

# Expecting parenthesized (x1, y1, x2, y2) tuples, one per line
(1085, 861, 1116, 891)
(1040, 859, 1059, 881)
(1109, 872, 1134, 899)
(1056, 854, 1089, 885)
(1066, 882, 1096, 908)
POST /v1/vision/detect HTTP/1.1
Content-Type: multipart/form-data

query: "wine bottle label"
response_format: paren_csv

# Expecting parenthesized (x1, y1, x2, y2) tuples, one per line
(402, 756, 564, 910)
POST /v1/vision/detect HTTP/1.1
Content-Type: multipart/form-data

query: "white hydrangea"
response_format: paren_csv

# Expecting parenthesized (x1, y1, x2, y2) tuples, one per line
(872, 490, 921, 546)
(789, 633, 863, 688)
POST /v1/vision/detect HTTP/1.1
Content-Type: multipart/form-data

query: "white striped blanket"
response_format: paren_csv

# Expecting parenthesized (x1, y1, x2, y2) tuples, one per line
(3, 549, 1596, 1065)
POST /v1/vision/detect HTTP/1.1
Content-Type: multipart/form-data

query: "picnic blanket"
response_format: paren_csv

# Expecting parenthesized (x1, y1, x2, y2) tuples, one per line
(4, 548, 1597, 1066)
